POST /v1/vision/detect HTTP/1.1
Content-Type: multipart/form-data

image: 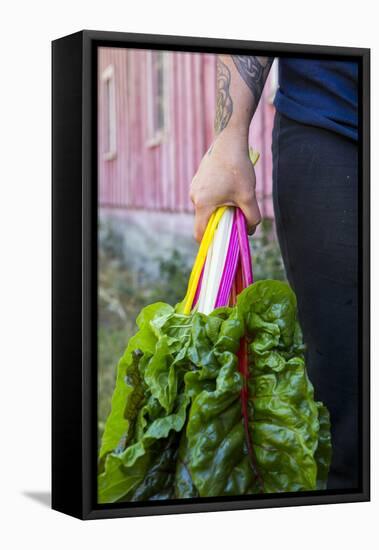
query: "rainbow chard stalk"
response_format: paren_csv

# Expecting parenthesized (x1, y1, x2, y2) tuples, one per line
(237, 334, 263, 492)
(196, 207, 265, 490)
(214, 210, 240, 308)
(235, 213, 264, 492)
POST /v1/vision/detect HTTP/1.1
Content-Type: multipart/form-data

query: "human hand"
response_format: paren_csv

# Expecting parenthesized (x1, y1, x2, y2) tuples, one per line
(189, 129, 262, 242)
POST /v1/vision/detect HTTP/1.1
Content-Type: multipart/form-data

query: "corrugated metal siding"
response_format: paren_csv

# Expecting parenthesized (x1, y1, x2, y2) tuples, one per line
(98, 47, 275, 216)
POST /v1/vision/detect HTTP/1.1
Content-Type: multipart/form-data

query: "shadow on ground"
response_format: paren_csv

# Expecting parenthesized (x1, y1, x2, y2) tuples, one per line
(23, 491, 51, 507)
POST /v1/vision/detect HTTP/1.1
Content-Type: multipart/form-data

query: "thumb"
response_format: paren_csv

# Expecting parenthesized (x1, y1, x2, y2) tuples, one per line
(239, 195, 262, 235)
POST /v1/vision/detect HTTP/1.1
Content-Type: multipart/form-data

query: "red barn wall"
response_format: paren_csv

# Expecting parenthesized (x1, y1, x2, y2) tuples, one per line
(98, 47, 275, 218)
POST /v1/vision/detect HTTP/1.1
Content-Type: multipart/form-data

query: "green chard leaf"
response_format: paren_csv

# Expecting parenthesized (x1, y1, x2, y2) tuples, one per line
(98, 280, 332, 502)
(99, 302, 173, 461)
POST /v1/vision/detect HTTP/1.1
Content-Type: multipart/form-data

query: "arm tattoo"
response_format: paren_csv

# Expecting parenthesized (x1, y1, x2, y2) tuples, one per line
(214, 59, 233, 134)
(231, 55, 273, 109)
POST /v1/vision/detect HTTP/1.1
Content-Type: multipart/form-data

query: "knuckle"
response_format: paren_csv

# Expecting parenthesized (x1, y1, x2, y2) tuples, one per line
(190, 194, 200, 209)
(238, 190, 255, 206)
(192, 194, 204, 210)
(194, 228, 201, 242)
(189, 181, 196, 200)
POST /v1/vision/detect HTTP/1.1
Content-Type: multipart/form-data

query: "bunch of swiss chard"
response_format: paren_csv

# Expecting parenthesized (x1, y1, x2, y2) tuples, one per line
(98, 280, 332, 502)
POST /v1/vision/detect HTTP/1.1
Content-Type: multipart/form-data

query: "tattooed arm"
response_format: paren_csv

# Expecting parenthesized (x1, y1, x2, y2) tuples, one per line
(190, 55, 273, 241)
(214, 55, 273, 134)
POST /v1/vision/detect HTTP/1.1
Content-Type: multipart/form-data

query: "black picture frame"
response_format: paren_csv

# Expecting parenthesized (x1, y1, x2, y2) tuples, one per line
(52, 30, 370, 520)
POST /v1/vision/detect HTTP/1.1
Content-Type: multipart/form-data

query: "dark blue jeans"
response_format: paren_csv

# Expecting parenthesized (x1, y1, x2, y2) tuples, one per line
(272, 112, 359, 490)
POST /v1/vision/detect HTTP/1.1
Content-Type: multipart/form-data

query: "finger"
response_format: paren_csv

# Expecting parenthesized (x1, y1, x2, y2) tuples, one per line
(239, 195, 262, 235)
(193, 205, 215, 243)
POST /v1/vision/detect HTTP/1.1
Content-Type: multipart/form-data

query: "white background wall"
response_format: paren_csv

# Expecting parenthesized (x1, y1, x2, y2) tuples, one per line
(0, 1, 376, 548)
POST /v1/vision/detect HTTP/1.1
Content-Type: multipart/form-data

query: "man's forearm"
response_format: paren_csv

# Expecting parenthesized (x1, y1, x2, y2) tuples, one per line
(214, 55, 274, 136)
(191, 55, 269, 239)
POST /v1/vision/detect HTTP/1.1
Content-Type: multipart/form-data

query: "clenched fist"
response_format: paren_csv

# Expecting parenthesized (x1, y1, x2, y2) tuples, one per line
(189, 128, 261, 242)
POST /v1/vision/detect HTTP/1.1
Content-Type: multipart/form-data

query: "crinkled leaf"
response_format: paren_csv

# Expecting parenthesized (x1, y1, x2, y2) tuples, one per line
(99, 302, 173, 461)
(99, 280, 332, 502)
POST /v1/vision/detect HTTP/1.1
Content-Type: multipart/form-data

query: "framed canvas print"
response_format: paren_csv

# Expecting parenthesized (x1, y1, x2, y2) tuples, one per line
(52, 30, 370, 520)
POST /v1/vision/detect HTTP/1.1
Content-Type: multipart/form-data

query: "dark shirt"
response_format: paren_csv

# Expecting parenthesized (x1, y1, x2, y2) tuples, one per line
(274, 59, 358, 141)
